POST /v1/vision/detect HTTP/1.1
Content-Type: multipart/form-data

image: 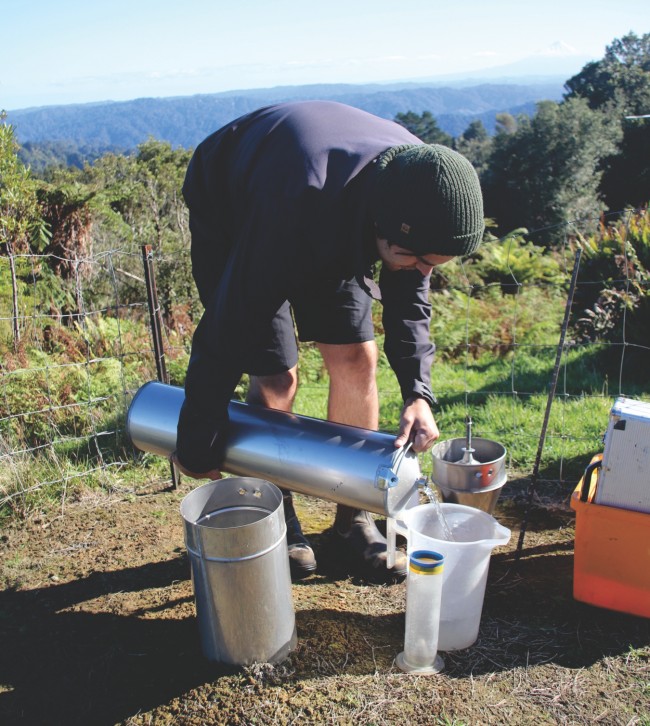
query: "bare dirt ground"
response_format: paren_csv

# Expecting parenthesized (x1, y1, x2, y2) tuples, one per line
(1, 476, 648, 726)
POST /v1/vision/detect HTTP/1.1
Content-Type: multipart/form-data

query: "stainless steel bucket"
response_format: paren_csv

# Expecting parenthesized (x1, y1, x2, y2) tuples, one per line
(430, 437, 507, 514)
(128, 381, 422, 518)
(180, 477, 297, 665)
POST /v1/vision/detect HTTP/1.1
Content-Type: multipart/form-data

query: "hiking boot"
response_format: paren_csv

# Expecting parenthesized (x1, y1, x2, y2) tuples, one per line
(332, 505, 407, 584)
(282, 491, 317, 580)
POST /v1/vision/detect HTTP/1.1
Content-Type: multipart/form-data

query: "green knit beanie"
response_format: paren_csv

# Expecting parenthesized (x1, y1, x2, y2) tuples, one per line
(372, 144, 485, 256)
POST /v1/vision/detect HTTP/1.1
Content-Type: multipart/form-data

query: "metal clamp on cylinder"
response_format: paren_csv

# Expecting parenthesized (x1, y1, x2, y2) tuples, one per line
(375, 465, 399, 490)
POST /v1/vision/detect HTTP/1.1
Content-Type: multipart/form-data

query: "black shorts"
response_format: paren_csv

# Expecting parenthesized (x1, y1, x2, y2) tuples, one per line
(243, 278, 375, 376)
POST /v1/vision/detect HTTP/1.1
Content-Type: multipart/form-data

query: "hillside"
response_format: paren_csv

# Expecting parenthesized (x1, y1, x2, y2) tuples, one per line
(8, 80, 564, 159)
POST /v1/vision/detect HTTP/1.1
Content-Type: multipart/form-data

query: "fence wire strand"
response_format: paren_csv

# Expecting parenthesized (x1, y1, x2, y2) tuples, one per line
(1, 212, 649, 510)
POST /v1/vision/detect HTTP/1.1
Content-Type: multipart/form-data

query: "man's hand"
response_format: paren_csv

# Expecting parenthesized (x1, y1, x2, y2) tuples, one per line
(171, 452, 222, 481)
(394, 397, 440, 453)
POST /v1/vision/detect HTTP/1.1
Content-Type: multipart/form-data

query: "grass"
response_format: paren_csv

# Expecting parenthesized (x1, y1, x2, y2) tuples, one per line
(1, 281, 649, 519)
(296, 339, 640, 483)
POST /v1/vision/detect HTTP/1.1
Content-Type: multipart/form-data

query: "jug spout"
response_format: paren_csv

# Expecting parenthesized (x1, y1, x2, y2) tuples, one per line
(483, 522, 511, 549)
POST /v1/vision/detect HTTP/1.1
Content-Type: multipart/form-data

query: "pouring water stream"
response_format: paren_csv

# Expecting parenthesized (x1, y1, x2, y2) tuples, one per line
(422, 483, 456, 541)
(420, 416, 481, 544)
(391, 417, 482, 555)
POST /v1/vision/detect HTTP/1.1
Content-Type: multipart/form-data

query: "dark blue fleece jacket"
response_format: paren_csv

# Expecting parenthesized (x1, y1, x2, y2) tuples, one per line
(178, 101, 435, 472)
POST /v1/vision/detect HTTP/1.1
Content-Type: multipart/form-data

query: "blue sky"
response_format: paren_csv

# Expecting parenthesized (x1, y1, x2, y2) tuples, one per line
(3, 0, 647, 110)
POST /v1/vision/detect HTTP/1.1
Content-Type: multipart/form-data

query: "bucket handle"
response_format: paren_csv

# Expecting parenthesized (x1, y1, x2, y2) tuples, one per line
(186, 525, 287, 563)
(580, 458, 602, 502)
(392, 441, 413, 475)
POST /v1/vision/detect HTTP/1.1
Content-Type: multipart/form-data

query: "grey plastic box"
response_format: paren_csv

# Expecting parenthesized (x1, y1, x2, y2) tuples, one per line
(595, 397, 650, 513)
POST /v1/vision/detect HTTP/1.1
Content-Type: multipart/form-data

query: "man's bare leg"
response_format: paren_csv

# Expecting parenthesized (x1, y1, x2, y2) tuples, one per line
(246, 366, 317, 579)
(318, 341, 407, 582)
(246, 367, 298, 411)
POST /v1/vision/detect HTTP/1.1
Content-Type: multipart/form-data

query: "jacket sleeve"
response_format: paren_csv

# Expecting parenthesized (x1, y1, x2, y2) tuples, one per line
(379, 267, 436, 406)
(176, 217, 291, 473)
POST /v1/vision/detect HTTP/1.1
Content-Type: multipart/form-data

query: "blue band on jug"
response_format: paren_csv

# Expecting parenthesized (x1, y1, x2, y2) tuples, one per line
(409, 550, 444, 575)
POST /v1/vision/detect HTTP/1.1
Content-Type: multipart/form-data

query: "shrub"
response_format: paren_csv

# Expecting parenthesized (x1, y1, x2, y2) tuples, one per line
(430, 284, 565, 361)
(574, 208, 650, 344)
(431, 230, 565, 295)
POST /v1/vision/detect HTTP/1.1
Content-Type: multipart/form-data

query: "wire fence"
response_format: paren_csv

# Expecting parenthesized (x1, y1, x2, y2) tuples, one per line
(1, 212, 649, 510)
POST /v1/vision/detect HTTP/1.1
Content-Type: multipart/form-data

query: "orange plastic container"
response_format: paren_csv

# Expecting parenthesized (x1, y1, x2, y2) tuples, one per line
(571, 454, 650, 618)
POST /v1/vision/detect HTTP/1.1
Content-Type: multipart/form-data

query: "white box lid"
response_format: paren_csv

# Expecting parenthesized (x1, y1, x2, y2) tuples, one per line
(610, 397, 650, 423)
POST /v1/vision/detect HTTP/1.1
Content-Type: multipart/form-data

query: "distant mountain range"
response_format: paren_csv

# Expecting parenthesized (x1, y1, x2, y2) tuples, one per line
(405, 42, 593, 85)
(8, 78, 569, 158)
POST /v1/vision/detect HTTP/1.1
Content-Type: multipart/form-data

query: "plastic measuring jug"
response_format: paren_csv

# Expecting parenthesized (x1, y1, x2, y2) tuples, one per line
(400, 502, 511, 651)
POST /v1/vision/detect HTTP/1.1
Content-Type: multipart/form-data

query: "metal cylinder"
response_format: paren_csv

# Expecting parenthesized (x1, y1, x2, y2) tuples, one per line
(127, 381, 422, 517)
(180, 477, 297, 665)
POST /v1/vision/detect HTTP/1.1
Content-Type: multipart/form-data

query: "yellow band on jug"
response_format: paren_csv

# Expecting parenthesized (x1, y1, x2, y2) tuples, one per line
(409, 550, 444, 575)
